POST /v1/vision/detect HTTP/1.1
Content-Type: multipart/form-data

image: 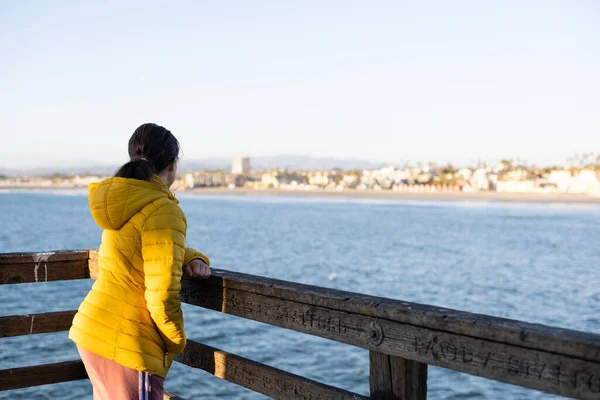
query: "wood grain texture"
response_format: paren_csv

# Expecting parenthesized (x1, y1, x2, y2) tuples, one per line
(369, 352, 427, 400)
(0, 259, 89, 284)
(176, 340, 368, 400)
(0, 250, 89, 265)
(181, 276, 600, 399)
(3, 251, 599, 398)
(369, 351, 394, 399)
(189, 269, 600, 363)
(0, 310, 76, 337)
(400, 359, 427, 400)
(0, 361, 87, 390)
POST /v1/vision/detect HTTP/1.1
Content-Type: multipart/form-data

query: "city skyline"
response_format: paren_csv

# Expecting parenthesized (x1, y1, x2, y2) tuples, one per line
(2, 147, 600, 171)
(1, 1, 599, 169)
(2, 151, 600, 178)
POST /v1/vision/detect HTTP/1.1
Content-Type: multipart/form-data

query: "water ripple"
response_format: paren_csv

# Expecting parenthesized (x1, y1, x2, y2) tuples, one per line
(0, 192, 597, 399)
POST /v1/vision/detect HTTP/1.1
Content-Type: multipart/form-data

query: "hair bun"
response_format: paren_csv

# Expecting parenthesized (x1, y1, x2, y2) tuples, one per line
(115, 123, 179, 182)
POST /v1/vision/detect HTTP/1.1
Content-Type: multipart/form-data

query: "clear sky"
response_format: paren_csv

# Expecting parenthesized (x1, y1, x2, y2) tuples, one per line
(1, 0, 598, 169)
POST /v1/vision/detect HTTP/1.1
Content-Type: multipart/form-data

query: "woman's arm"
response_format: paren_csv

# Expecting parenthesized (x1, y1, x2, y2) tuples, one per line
(184, 248, 210, 267)
(183, 248, 211, 278)
(141, 203, 188, 354)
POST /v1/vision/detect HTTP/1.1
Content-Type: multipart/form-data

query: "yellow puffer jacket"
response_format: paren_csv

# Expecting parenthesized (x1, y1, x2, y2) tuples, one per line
(69, 175, 209, 378)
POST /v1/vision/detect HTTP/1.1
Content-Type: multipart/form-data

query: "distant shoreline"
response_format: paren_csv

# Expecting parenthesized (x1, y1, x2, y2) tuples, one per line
(2, 186, 600, 204)
(186, 187, 600, 204)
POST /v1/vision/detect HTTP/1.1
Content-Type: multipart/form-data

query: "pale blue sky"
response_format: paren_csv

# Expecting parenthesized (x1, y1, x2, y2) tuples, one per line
(1, 0, 598, 169)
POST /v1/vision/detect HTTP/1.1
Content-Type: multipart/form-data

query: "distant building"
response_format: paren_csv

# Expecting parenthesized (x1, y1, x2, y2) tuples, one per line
(184, 173, 195, 189)
(308, 171, 336, 187)
(262, 172, 280, 188)
(493, 163, 507, 174)
(232, 156, 250, 175)
(548, 170, 572, 192)
(496, 180, 537, 193)
(471, 169, 491, 191)
(569, 170, 600, 195)
(456, 168, 473, 181)
(505, 169, 528, 181)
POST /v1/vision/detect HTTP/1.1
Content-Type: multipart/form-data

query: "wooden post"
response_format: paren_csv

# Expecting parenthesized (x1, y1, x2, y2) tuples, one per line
(370, 351, 427, 400)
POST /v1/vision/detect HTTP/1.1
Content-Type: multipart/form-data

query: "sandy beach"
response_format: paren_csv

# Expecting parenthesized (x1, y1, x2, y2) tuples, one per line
(2, 185, 600, 204)
(186, 187, 600, 204)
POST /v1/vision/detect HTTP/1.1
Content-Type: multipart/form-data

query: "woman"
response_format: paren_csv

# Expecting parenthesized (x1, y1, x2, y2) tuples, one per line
(69, 123, 210, 399)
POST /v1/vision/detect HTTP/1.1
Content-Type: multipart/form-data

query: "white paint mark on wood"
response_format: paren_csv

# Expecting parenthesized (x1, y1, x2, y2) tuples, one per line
(29, 315, 35, 334)
(32, 253, 53, 283)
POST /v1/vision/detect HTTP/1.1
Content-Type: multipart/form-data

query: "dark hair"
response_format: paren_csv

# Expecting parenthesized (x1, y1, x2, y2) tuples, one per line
(115, 123, 180, 181)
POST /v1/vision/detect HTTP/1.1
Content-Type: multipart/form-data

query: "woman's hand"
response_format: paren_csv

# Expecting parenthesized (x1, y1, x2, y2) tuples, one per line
(184, 258, 211, 279)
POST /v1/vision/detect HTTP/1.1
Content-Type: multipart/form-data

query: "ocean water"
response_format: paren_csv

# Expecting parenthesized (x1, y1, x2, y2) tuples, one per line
(1, 190, 599, 399)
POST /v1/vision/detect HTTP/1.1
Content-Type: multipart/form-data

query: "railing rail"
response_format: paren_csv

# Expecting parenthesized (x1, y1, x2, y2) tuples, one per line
(1, 250, 599, 399)
(0, 361, 87, 391)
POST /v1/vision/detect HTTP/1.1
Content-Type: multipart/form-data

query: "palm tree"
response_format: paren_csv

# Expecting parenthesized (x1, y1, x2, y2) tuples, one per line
(441, 163, 456, 174)
(500, 159, 513, 170)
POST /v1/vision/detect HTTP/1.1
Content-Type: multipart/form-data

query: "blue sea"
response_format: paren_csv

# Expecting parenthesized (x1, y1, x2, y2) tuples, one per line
(1, 190, 599, 399)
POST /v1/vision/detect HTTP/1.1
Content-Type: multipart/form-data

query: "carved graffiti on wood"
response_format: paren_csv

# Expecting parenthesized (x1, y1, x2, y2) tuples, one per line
(180, 281, 600, 399)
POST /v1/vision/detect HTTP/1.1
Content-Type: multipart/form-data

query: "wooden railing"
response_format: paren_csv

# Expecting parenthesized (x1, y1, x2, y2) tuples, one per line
(1, 250, 599, 399)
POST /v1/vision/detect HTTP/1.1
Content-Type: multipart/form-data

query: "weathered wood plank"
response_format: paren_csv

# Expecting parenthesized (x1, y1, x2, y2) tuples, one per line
(18, 251, 600, 361)
(369, 351, 393, 399)
(180, 279, 600, 399)
(184, 269, 600, 363)
(0, 250, 89, 265)
(0, 311, 76, 338)
(0, 357, 183, 399)
(21, 251, 598, 398)
(399, 359, 427, 400)
(0, 361, 87, 390)
(388, 356, 405, 399)
(176, 340, 368, 400)
(369, 352, 427, 400)
(0, 259, 89, 284)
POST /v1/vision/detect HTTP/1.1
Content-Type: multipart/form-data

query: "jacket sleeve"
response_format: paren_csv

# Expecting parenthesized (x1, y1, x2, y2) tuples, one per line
(141, 203, 187, 354)
(184, 248, 210, 266)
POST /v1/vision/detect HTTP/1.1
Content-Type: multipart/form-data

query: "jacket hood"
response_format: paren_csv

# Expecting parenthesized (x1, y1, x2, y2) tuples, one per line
(89, 175, 178, 230)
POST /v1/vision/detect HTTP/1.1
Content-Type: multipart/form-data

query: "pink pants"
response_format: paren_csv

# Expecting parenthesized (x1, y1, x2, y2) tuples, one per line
(77, 346, 164, 400)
